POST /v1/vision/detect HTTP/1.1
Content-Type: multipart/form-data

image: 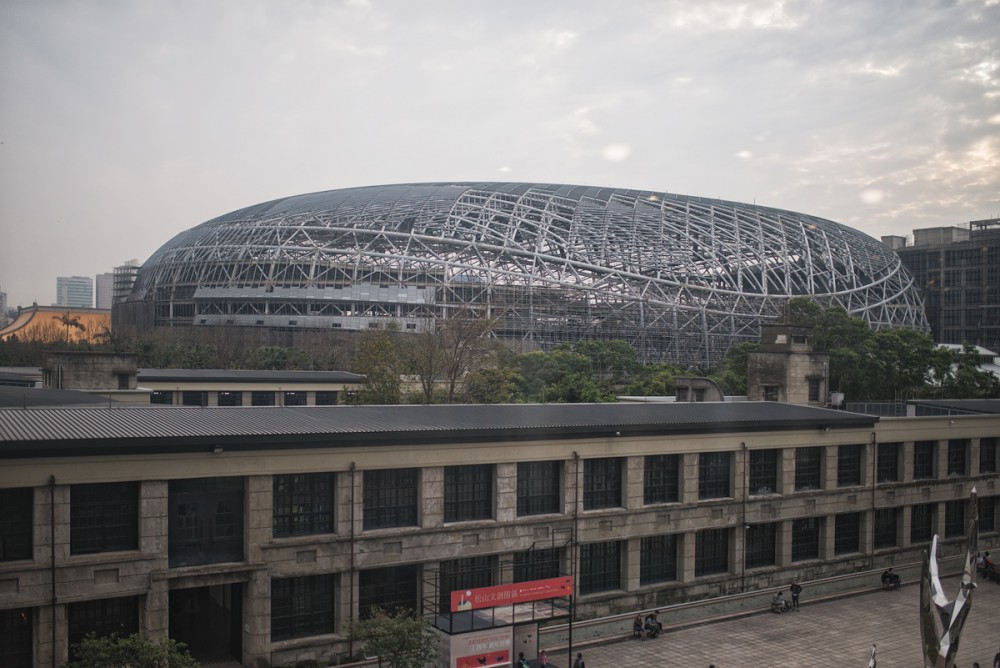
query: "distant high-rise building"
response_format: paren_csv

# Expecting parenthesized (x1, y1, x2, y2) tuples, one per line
(56, 276, 94, 308)
(887, 218, 1000, 352)
(96, 272, 114, 310)
(0, 286, 7, 327)
(114, 260, 139, 305)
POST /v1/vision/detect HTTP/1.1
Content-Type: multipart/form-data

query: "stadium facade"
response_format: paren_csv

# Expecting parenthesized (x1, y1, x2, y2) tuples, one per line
(117, 182, 929, 366)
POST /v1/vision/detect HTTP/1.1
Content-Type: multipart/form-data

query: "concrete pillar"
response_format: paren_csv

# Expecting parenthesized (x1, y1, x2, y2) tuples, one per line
(565, 457, 581, 517)
(970, 437, 981, 477)
(822, 445, 836, 491)
(677, 532, 695, 584)
(780, 449, 796, 496)
(243, 568, 271, 667)
(860, 510, 873, 556)
(141, 481, 169, 639)
(496, 463, 517, 523)
(246, 475, 272, 564)
(777, 520, 792, 567)
(624, 537, 642, 592)
(820, 516, 834, 561)
(902, 441, 915, 483)
(680, 453, 699, 505)
(339, 469, 361, 537)
(901, 505, 913, 548)
(423, 467, 444, 528)
(625, 456, 643, 510)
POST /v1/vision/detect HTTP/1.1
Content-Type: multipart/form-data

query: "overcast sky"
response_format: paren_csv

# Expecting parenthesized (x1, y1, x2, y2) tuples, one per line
(1, 0, 998, 309)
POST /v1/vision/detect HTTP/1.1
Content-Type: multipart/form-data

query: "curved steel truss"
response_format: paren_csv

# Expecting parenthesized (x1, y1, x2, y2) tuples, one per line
(129, 182, 928, 366)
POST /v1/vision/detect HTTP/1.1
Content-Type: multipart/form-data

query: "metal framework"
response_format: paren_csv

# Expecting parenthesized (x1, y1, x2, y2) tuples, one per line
(127, 182, 928, 366)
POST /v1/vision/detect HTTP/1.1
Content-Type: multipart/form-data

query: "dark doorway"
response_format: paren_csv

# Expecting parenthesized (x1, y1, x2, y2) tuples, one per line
(170, 583, 242, 664)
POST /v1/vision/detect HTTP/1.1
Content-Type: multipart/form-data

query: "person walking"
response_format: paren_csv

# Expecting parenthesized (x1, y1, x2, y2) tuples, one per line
(574, 652, 586, 668)
(539, 649, 548, 667)
(790, 581, 803, 610)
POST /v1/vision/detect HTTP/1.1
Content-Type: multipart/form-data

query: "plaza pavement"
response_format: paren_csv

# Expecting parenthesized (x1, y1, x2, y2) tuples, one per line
(547, 575, 1000, 668)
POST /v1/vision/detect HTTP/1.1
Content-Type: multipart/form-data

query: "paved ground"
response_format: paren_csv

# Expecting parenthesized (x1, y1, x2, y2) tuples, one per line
(547, 576, 1000, 668)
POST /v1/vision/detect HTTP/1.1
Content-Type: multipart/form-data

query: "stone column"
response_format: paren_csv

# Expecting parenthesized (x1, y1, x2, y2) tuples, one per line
(680, 453, 699, 506)
(625, 456, 644, 510)
(780, 449, 796, 496)
(423, 467, 444, 528)
(246, 475, 272, 564)
(677, 532, 695, 584)
(496, 463, 517, 523)
(141, 481, 169, 638)
(902, 441, 915, 483)
(624, 537, 642, 592)
(243, 567, 271, 667)
(777, 519, 792, 567)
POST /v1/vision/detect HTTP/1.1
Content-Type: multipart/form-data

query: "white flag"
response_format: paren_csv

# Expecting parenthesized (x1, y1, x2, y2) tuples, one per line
(868, 643, 877, 668)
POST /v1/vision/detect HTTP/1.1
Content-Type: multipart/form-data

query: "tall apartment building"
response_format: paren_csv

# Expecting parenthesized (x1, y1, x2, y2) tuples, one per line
(0, 286, 7, 327)
(113, 259, 139, 304)
(55, 276, 93, 309)
(886, 218, 1000, 353)
(95, 272, 114, 310)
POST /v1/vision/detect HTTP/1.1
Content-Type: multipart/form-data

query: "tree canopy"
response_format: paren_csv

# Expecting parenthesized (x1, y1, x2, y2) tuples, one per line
(66, 633, 199, 668)
(350, 607, 437, 668)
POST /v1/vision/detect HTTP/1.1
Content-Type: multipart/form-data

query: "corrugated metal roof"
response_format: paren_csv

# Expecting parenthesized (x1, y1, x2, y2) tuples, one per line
(0, 402, 876, 458)
(137, 368, 365, 383)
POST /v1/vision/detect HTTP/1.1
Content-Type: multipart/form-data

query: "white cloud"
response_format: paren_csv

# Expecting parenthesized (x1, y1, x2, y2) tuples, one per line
(602, 143, 631, 162)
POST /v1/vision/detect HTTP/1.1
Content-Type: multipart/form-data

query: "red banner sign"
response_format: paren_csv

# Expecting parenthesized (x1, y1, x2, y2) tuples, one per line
(450, 576, 573, 612)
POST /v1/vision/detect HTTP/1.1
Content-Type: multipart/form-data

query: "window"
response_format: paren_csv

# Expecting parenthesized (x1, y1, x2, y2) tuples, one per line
(149, 390, 172, 405)
(168, 477, 244, 567)
(643, 455, 679, 504)
(699, 452, 731, 499)
(749, 450, 779, 495)
(980, 438, 998, 473)
(182, 391, 207, 407)
(514, 547, 561, 583)
(517, 461, 561, 516)
(795, 447, 823, 491)
(438, 556, 497, 611)
(791, 518, 820, 561)
(695, 528, 729, 576)
(834, 512, 861, 555)
(744, 523, 776, 568)
(763, 385, 779, 401)
(837, 445, 863, 487)
(980, 496, 996, 533)
(0, 488, 32, 561)
(910, 504, 935, 543)
(0, 608, 32, 668)
(217, 391, 242, 407)
(640, 534, 678, 585)
(68, 596, 139, 653)
(947, 439, 968, 476)
(874, 508, 898, 549)
(283, 391, 307, 406)
(271, 574, 334, 641)
(251, 391, 275, 406)
(444, 464, 494, 522)
(913, 441, 935, 480)
(583, 458, 623, 510)
(580, 541, 622, 594)
(273, 473, 334, 537)
(359, 565, 418, 618)
(315, 391, 339, 406)
(363, 469, 418, 530)
(877, 443, 900, 483)
(808, 378, 821, 402)
(944, 500, 966, 538)
(70, 482, 138, 555)
(117, 373, 130, 390)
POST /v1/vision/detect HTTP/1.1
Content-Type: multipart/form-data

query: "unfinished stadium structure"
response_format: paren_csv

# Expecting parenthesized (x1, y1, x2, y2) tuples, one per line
(118, 182, 929, 366)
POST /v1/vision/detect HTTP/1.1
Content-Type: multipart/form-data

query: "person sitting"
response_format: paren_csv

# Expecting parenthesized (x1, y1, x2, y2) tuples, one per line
(633, 614, 647, 640)
(882, 568, 901, 590)
(771, 591, 789, 613)
(644, 613, 660, 638)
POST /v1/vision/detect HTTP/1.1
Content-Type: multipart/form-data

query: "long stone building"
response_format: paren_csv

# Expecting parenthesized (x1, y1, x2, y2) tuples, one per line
(0, 402, 997, 667)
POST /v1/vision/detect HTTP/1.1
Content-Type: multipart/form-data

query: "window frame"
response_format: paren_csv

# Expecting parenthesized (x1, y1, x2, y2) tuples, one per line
(695, 528, 729, 576)
(583, 458, 623, 510)
(794, 447, 823, 491)
(744, 522, 777, 569)
(580, 541, 622, 594)
(271, 573, 335, 641)
(70, 482, 139, 555)
(363, 468, 419, 531)
(837, 444, 863, 487)
(273, 472, 335, 538)
(834, 512, 861, 555)
(640, 534, 678, 585)
(749, 449, 779, 496)
(874, 508, 898, 549)
(910, 503, 935, 543)
(698, 452, 731, 499)
(643, 454, 679, 505)
(359, 565, 419, 618)
(947, 439, 968, 476)
(444, 464, 494, 523)
(791, 517, 820, 562)
(0, 488, 33, 562)
(876, 443, 900, 483)
(517, 461, 561, 516)
(980, 437, 997, 474)
(913, 441, 935, 480)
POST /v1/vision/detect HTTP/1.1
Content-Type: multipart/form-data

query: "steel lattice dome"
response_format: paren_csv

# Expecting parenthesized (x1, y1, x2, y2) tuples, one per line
(126, 182, 928, 366)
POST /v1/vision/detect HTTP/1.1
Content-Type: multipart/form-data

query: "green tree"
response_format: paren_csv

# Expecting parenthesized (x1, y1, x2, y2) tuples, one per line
(66, 632, 199, 668)
(940, 343, 1000, 399)
(350, 607, 437, 668)
(352, 326, 405, 404)
(464, 366, 522, 404)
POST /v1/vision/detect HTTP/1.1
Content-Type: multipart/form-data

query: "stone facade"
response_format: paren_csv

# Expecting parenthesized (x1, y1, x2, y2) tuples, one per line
(1, 408, 998, 667)
(748, 324, 829, 406)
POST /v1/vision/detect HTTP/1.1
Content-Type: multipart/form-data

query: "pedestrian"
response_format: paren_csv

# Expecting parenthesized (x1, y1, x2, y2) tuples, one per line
(518, 651, 530, 668)
(994, 646, 1000, 668)
(790, 581, 802, 610)
(574, 652, 586, 668)
(539, 649, 548, 667)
